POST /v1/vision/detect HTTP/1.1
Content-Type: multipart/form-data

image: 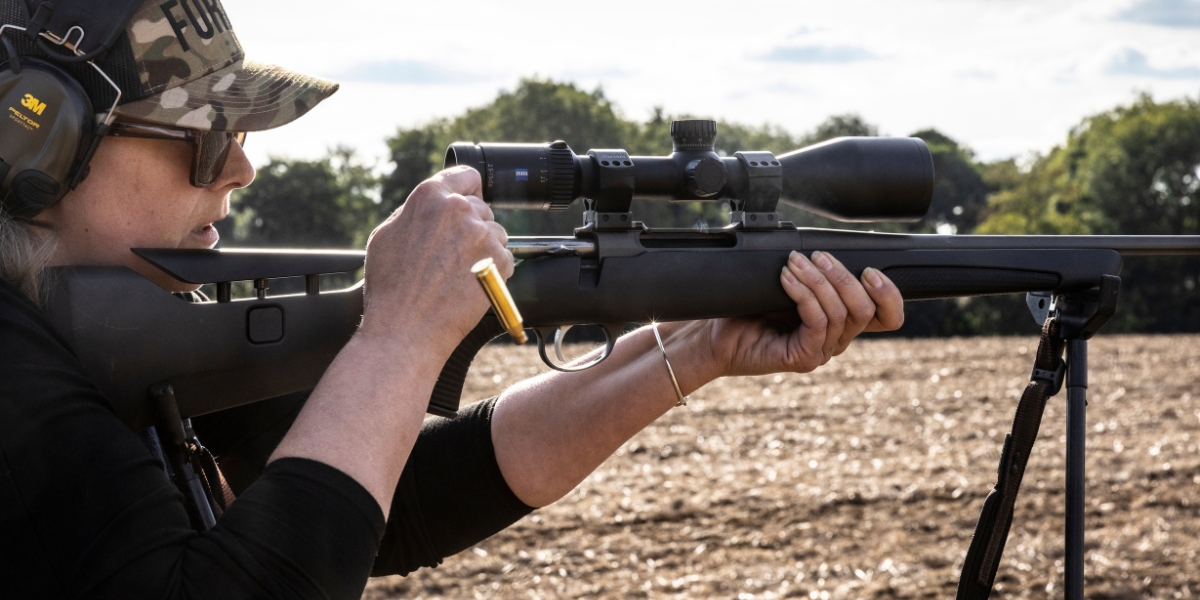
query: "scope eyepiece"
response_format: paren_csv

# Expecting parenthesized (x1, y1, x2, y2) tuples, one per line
(445, 141, 577, 211)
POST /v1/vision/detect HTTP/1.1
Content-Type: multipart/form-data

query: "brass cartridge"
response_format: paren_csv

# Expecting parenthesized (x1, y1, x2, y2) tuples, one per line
(471, 257, 527, 344)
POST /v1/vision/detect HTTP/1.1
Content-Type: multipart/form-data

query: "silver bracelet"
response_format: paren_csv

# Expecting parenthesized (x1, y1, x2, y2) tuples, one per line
(651, 322, 688, 407)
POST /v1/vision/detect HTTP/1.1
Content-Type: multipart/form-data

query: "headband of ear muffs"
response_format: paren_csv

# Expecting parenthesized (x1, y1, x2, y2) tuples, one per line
(0, 50, 96, 219)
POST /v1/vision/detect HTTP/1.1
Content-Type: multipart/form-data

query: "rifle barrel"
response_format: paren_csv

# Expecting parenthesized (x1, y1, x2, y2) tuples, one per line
(507, 232, 1200, 258)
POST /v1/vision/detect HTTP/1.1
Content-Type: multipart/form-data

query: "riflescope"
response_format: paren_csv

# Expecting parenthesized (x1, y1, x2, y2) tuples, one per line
(445, 119, 935, 227)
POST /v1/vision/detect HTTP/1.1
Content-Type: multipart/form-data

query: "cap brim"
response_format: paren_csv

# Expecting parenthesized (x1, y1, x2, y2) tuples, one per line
(113, 60, 339, 132)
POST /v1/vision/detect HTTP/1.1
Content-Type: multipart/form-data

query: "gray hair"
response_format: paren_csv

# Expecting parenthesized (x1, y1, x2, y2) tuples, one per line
(0, 211, 57, 301)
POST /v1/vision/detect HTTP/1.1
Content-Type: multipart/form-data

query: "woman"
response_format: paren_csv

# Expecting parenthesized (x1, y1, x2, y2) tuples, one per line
(0, 1, 904, 597)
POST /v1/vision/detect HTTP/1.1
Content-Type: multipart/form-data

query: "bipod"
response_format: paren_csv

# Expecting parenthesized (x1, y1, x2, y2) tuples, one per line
(1038, 274, 1120, 599)
(957, 275, 1119, 600)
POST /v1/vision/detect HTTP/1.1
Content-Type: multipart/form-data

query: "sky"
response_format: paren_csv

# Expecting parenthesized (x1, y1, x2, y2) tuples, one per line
(225, 0, 1200, 169)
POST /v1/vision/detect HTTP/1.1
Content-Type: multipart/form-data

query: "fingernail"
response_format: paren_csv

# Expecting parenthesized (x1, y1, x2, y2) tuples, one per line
(782, 266, 799, 286)
(864, 267, 883, 289)
(812, 251, 833, 270)
(789, 251, 811, 270)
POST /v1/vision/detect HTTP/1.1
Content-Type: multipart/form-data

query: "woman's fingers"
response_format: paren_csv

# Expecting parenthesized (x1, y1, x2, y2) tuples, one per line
(786, 252, 847, 362)
(812, 251, 879, 355)
(780, 264, 830, 368)
(861, 267, 905, 332)
(465, 194, 495, 223)
(361, 165, 510, 341)
(489, 222, 515, 278)
(436, 165, 484, 199)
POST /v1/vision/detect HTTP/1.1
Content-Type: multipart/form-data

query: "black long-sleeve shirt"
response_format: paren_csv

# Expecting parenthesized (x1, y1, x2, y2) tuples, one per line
(0, 277, 533, 598)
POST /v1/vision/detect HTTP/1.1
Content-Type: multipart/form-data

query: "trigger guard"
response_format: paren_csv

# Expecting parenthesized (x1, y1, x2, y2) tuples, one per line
(533, 323, 625, 373)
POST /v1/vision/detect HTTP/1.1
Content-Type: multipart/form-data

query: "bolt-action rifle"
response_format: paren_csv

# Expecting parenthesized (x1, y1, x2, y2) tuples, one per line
(43, 119, 1200, 427)
(41, 121, 1200, 596)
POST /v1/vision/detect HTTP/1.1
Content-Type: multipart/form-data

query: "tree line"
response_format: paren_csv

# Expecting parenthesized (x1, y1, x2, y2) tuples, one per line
(217, 79, 1200, 335)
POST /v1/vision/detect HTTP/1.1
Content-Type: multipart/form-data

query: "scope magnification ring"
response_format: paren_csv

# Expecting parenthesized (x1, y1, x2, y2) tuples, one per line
(547, 141, 575, 211)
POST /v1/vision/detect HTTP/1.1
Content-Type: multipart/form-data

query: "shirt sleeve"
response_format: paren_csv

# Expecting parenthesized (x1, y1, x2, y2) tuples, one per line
(372, 397, 536, 576)
(193, 395, 536, 577)
(0, 281, 384, 599)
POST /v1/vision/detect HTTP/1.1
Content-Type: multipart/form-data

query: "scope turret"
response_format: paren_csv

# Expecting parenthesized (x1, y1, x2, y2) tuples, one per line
(670, 119, 717, 151)
(444, 120, 934, 228)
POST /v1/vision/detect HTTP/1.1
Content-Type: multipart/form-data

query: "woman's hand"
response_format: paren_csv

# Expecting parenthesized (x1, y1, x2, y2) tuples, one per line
(490, 250, 903, 507)
(359, 167, 511, 351)
(275, 166, 512, 516)
(673, 250, 905, 382)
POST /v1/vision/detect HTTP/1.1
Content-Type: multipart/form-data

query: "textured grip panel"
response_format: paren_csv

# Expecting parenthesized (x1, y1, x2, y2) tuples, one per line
(428, 313, 507, 418)
(885, 267, 1060, 300)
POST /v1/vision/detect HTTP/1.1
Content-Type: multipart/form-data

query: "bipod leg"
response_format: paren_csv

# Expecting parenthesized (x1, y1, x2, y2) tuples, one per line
(1053, 274, 1120, 599)
(1064, 339, 1087, 600)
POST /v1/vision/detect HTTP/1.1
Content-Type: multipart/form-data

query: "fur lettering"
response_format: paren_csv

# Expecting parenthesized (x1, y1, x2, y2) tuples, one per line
(201, 0, 229, 32)
(180, 0, 215, 40)
(159, 0, 191, 52)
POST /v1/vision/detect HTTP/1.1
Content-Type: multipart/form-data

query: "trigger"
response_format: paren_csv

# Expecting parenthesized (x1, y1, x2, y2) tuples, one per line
(554, 326, 568, 363)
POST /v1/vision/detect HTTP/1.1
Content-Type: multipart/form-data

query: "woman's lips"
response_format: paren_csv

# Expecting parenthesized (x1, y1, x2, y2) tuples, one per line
(190, 224, 220, 247)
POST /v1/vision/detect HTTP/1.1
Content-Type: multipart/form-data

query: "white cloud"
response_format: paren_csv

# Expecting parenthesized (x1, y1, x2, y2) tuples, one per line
(1116, 0, 1200, 28)
(334, 60, 491, 85)
(224, 0, 1200, 166)
(1106, 48, 1200, 79)
(760, 45, 879, 63)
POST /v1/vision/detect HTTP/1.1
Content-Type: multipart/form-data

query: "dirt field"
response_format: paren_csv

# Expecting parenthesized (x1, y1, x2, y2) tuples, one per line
(364, 335, 1200, 599)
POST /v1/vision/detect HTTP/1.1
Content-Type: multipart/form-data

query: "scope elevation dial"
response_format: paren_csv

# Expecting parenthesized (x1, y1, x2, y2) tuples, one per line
(670, 120, 717, 151)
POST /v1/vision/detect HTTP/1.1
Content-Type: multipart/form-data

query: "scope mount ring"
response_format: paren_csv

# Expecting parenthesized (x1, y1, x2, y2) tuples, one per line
(729, 151, 783, 228)
(584, 149, 636, 229)
(534, 323, 624, 372)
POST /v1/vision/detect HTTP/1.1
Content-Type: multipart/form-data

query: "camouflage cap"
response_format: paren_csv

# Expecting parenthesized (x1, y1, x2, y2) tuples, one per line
(110, 0, 337, 132)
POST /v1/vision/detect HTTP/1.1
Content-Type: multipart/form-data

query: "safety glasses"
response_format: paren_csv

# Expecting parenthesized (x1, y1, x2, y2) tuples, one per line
(107, 122, 247, 188)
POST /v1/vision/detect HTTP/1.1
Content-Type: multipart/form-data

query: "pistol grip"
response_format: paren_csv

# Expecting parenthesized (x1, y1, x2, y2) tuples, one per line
(428, 313, 507, 418)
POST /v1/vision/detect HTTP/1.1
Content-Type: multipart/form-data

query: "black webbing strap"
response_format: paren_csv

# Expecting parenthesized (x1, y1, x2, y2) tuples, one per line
(23, 0, 144, 62)
(956, 317, 1066, 599)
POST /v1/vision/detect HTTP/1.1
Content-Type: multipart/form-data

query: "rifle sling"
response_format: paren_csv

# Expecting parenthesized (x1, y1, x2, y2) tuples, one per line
(956, 318, 1065, 599)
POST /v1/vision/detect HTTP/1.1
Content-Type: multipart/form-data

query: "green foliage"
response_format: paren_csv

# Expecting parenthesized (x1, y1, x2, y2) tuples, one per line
(909, 129, 993, 234)
(975, 150, 1091, 235)
(977, 94, 1200, 332)
(1070, 94, 1200, 235)
(379, 126, 445, 216)
(220, 147, 380, 249)
(802, 113, 878, 145)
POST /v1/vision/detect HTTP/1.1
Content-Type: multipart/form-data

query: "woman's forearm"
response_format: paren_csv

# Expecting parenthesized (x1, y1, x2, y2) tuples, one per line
(490, 322, 717, 508)
(269, 332, 453, 518)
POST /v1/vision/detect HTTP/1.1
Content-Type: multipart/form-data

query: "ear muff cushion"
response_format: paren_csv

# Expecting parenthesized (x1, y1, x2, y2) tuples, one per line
(10, 170, 61, 214)
(0, 57, 95, 218)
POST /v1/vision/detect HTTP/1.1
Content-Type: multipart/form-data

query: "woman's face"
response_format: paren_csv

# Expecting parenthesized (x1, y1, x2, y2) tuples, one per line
(39, 132, 255, 292)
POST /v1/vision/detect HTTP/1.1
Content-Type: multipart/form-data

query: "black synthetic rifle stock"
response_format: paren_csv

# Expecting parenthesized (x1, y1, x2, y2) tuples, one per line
(43, 231, 1200, 429)
(40, 120, 1200, 430)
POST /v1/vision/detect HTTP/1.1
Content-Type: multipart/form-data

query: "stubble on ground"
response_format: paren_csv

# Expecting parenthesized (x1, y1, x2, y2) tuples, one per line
(365, 335, 1200, 599)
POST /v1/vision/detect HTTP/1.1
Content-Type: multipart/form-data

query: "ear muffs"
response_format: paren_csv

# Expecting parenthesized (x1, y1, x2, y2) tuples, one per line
(0, 55, 96, 219)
